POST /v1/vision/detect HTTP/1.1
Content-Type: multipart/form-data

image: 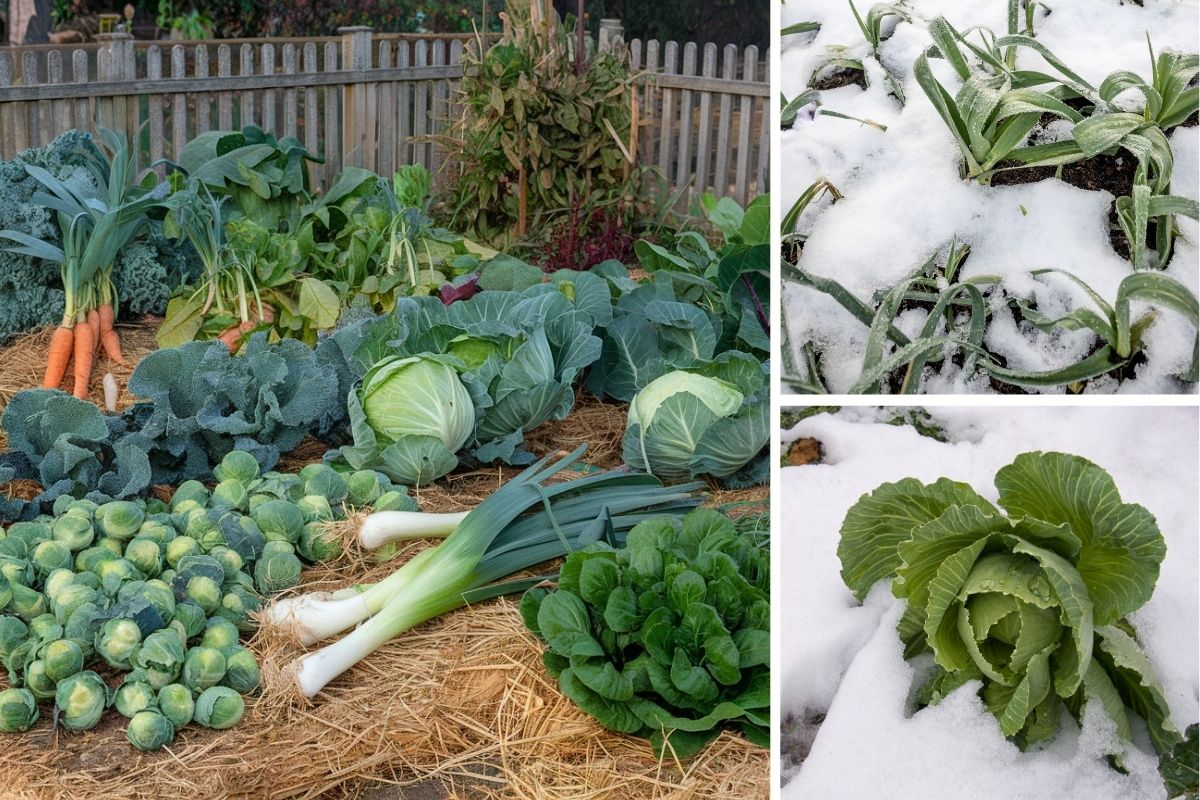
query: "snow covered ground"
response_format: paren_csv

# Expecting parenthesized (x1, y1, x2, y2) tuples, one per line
(781, 0, 1200, 393)
(780, 406, 1199, 800)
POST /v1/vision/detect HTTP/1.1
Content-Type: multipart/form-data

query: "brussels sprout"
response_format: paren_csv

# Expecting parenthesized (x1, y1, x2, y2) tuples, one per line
(219, 587, 262, 631)
(374, 490, 418, 513)
(165, 536, 201, 568)
(95, 618, 142, 668)
(211, 479, 249, 513)
(95, 537, 124, 557)
(140, 579, 177, 619)
(9, 584, 48, 621)
(254, 548, 302, 594)
(193, 686, 244, 729)
(8, 521, 51, 545)
(302, 465, 348, 504)
(208, 547, 244, 580)
(346, 470, 389, 508)
(170, 500, 203, 521)
(183, 646, 227, 692)
(173, 602, 207, 640)
(72, 570, 101, 591)
(55, 670, 110, 730)
(0, 616, 29, 658)
(0, 536, 28, 559)
(52, 583, 99, 626)
(201, 618, 240, 652)
(63, 602, 105, 645)
(0, 688, 39, 732)
(114, 680, 158, 718)
(136, 519, 176, 546)
(42, 568, 76, 603)
(95, 501, 145, 541)
(0, 573, 10, 612)
(223, 570, 255, 593)
(296, 495, 334, 525)
(252, 500, 305, 545)
(185, 576, 222, 614)
(75, 545, 117, 573)
(185, 511, 226, 552)
(43, 638, 84, 682)
(127, 709, 174, 751)
(145, 498, 170, 515)
(221, 647, 262, 693)
(31, 540, 73, 580)
(28, 613, 62, 642)
(67, 499, 99, 517)
(171, 480, 210, 510)
(247, 494, 271, 514)
(298, 522, 342, 563)
(25, 659, 57, 700)
(124, 538, 163, 578)
(0, 554, 34, 586)
(157, 683, 195, 730)
(52, 512, 94, 552)
(160, 569, 177, 585)
(95, 558, 143, 596)
(214, 450, 261, 485)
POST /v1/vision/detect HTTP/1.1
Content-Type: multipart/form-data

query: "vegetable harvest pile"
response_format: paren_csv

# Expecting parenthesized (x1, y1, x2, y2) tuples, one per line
(0, 114, 771, 770)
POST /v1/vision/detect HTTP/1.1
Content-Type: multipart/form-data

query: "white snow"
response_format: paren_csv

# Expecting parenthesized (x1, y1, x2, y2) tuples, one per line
(782, 0, 1200, 393)
(781, 406, 1200, 799)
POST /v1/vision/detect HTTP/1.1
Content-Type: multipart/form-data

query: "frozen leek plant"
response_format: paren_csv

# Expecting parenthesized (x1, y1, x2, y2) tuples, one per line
(837, 451, 1180, 757)
(267, 445, 704, 697)
(521, 508, 769, 759)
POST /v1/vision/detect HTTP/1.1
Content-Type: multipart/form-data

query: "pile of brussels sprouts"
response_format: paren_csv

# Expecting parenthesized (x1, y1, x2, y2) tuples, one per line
(0, 451, 416, 751)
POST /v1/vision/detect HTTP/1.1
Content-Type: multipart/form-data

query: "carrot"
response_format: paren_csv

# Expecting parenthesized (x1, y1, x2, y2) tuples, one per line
(43, 325, 75, 389)
(98, 303, 126, 365)
(216, 320, 256, 352)
(72, 314, 95, 399)
(87, 309, 101, 355)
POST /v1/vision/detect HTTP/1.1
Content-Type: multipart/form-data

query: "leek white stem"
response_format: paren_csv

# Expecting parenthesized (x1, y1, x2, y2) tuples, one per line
(261, 591, 373, 646)
(358, 510, 469, 550)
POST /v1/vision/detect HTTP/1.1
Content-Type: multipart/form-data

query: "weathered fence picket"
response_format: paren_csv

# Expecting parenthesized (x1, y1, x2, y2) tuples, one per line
(0, 28, 768, 204)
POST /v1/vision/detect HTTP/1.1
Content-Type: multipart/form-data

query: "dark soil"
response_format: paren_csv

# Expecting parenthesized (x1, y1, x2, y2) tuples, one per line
(782, 239, 802, 265)
(781, 708, 826, 783)
(810, 67, 867, 92)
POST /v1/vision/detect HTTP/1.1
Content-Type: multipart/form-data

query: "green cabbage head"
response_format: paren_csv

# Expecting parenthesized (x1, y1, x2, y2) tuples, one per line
(622, 353, 769, 484)
(341, 354, 476, 485)
(837, 451, 1180, 756)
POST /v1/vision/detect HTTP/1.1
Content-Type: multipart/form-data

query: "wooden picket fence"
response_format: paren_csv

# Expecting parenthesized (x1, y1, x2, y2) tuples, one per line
(0, 27, 769, 206)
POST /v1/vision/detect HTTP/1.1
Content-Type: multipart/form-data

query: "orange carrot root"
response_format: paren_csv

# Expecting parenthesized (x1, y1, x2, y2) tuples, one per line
(87, 309, 100, 355)
(72, 319, 95, 399)
(98, 304, 126, 365)
(43, 325, 75, 389)
(216, 301, 275, 353)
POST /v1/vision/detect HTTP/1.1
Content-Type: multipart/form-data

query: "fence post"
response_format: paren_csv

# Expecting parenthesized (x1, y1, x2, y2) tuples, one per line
(598, 19, 624, 54)
(339, 26, 373, 168)
(96, 31, 133, 140)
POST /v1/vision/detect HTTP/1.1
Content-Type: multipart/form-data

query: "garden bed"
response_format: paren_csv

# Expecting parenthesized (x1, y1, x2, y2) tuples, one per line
(781, 0, 1200, 394)
(0, 318, 768, 800)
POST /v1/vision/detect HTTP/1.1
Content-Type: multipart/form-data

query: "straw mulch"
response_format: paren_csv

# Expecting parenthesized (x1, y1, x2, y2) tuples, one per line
(0, 322, 770, 800)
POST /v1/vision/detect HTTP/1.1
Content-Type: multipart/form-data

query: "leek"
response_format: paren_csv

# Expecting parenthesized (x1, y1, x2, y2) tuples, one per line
(277, 446, 703, 697)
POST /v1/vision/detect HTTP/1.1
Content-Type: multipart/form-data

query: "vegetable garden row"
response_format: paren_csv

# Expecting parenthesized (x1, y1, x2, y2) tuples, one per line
(781, 0, 1199, 394)
(0, 10, 771, 791)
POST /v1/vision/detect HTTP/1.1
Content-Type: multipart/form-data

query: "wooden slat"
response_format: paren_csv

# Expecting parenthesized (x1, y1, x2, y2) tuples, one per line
(734, 45, 757, 203)
(363, 39, 378, 173)
(147, 47, 165, 169)
(430, 39, 447, 176)
(302, 43, 320, 187)
(377, 40, 395, 180)
(240, 44, 255, 127)
(196, 45, 211, 134)
(217, 45, 233, 130)
(675, 42, 696, 204)
(124, 40, 138, 168)
(658, 41, 678, 184)
(0, 53, 16, 159)
(47, 50, 68, 146)
(171, 46, 187, 161)
(755, 46, 771, 199)
(261, 42, 276, 134)
(413, 40, 429, 169)
(322, 43, 340, 179)
(642, 39, 659, 166)
(22, 52, 39, 149)
(712, 44, 737, 200)
(441, 39, 464, 189)
(397, 41, 411, 166)
(694, 43, 717, 197)
(282, 44, 299, 140)
(72, 50, 89, 137)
